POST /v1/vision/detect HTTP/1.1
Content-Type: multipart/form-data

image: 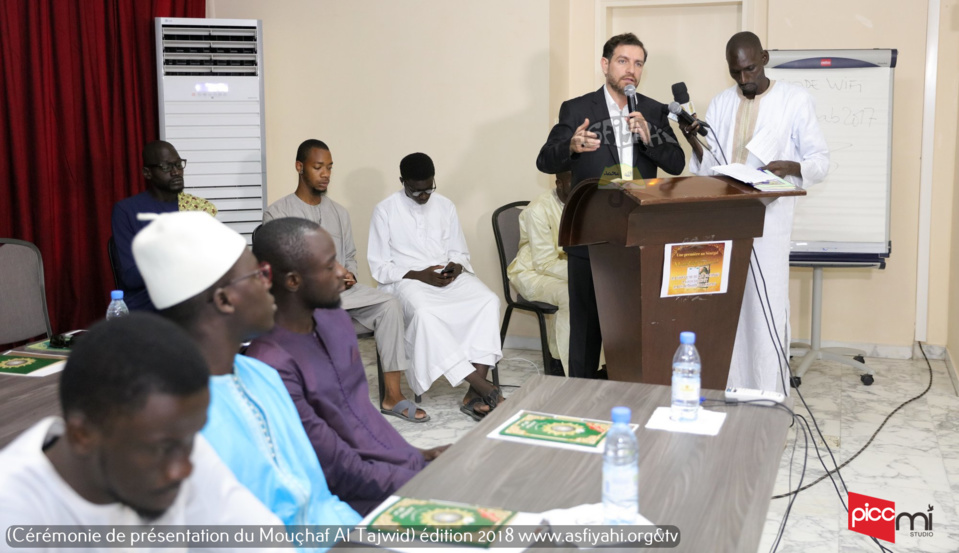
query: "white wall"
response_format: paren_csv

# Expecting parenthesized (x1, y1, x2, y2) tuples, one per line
(206, 0, 959, 355)
(207, 0, 553, 340)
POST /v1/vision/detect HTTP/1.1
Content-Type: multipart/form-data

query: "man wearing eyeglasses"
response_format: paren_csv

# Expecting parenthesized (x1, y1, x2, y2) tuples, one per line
(368, 153, 504, 421)
(111, 140, 218, 311)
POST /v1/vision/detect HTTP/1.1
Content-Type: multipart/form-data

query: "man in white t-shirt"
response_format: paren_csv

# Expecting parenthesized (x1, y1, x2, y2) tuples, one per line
(0, 313, 280, 550)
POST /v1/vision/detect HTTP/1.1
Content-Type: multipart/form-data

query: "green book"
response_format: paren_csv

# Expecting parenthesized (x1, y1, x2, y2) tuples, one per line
(367, 497, 516, 548)
(23, 339, 71, 356)
(0, 354, 65, 376)
(500, 411, 611, 448)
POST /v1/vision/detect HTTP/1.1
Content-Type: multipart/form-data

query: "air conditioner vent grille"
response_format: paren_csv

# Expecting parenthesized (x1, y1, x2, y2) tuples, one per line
(160, 24, 258, 76)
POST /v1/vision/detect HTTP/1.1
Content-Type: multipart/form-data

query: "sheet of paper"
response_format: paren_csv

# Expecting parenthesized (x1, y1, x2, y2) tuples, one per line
(644, 406, 726, 436)
(539, 502, 654, 526)
(539, 503, 659, 548)
(712, 163, 777, 184)
(745, 124, 784, 165)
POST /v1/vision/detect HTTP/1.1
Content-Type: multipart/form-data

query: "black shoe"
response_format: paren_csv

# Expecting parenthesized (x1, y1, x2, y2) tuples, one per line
(548, 359, 566, 376)
(595, 364, 609, 380)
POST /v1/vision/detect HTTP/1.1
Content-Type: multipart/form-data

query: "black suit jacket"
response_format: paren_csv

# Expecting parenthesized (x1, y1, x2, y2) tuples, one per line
(536, 86, 685, 188)
(536, 87, 685, 259)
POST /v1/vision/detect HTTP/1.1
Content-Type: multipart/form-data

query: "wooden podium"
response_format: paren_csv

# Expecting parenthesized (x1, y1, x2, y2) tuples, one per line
(559, 176, 805, 390)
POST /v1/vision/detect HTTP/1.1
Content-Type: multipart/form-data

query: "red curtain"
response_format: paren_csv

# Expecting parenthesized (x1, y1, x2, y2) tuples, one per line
(0, 0, 205, 333)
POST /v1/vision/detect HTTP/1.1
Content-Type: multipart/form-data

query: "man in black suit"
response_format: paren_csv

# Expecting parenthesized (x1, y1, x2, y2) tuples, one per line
(537, 33, 685, 379)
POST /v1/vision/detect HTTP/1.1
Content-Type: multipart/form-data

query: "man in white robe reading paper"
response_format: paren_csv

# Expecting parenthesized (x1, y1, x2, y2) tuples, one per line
(683, 31, 829, 394)
(368, 153, 504, 421)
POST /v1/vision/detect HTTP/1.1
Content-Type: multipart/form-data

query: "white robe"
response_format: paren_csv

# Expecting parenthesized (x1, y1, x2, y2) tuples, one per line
(691, 81, 829, 394)
(368, 191, 503, 395)
(0, 418, 281, 552)
(264, 194, 412, 375)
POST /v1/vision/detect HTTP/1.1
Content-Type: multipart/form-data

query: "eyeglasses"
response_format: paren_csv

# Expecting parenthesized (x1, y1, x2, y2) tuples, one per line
(404, 179, 437, 198)
(224, 261, 272, 288)
(147, 159, 188, 172)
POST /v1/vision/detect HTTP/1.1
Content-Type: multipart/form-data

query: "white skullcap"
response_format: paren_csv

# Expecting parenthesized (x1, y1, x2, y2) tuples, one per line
(132, 211, 247, 310)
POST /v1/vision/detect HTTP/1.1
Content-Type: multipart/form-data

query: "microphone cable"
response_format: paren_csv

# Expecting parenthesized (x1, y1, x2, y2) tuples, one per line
(699, 397, 808, 553)
(750, 247, 905, 552)
(707, 125, 729, 166)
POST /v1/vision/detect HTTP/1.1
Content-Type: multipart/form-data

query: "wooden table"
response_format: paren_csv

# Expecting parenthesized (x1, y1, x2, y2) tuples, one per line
(0, 373, 61, 448)
(395, 375, 793, 553)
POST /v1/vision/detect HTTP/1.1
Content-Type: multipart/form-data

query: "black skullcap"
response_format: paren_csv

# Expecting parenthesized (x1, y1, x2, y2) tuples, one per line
(400, 153, 435, 180)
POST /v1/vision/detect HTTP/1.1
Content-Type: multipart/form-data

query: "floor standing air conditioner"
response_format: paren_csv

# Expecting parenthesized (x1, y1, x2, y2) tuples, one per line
(155, 17, 266, 243)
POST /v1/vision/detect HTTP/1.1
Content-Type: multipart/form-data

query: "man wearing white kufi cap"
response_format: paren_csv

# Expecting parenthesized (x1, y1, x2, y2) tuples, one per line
(133, 211, 361, 535)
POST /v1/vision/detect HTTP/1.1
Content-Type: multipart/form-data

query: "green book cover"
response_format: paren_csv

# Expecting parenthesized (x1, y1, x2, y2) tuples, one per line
(0, 354, 64, 375)
(500, 411, 611, 447)
(367, 497, 515, 548)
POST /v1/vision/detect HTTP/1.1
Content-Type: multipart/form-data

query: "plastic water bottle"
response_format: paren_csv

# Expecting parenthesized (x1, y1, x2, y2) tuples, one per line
(671, 331, 701, 422)
(603, 406, 639, 524)
(106, 290, 129, 319)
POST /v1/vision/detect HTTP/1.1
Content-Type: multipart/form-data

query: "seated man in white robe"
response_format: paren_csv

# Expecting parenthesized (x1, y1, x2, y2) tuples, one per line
(368, 153, 504, 421)
(683, 31, 829, 393)
(0, 313, 280, 530)
(507, 171, 571, 376)
(264, 139, 426, 422)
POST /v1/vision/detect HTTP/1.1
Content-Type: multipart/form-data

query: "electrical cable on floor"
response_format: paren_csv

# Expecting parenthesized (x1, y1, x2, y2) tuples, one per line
(500, 356, 540, 371)
(772, 411, 808, 553)
(495, 356, 543, 388)
(750, 248, 896, 553)
(702, 397, 807, 553)
(752, 247, 847, 497)
(770, 344, 933, 501)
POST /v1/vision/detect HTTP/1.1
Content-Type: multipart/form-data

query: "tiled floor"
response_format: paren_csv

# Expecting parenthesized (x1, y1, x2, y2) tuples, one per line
(757, 354, 959, 553)
(357, 338, 959, 552)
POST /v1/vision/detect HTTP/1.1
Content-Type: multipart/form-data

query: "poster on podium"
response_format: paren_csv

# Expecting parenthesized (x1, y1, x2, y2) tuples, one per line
(661, 240, 732, 297)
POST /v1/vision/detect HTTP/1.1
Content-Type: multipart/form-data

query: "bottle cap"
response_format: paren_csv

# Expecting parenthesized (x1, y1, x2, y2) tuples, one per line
(110, 290, 124, 300)
(680, 331, 696, 344)
(611, 406, 631, 424)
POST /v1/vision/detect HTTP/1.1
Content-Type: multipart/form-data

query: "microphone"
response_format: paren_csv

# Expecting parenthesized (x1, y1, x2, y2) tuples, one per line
(624, 84, 638, 112)
(671, 82, 696, 113)
(670, 82, 709, 136)
(624, 84, 640, 143)
(668, 102, 708, 137)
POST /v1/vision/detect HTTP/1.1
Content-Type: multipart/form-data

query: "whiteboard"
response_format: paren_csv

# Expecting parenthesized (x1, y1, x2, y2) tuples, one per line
(766, 49, 896, 258)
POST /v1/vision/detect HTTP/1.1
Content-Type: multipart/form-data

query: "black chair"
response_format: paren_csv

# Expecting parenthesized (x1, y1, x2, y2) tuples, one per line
(107, 236, 122, 289)
(492, 201, 559, 376)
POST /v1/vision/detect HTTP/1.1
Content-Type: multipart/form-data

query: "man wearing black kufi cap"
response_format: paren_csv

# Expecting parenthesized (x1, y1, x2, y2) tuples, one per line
(368, 153, 504, 421)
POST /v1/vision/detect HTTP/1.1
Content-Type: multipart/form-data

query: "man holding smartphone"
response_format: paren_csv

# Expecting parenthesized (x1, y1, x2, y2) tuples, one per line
(368, 153, 504, 421)
(264, 139, 425, 422)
